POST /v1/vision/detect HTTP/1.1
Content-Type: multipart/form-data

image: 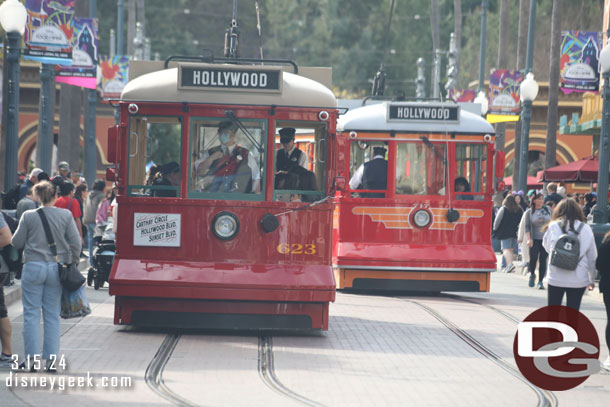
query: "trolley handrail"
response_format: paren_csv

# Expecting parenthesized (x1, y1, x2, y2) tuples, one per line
(164, 51, 298, 74)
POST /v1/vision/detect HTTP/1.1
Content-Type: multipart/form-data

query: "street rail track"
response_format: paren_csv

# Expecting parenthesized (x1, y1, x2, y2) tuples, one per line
(145, 334, 202, 407)
(443, 293, 610, 376)
(145, 334, 324, 407)
(402, 298, 558, 407)
(258, 336, 326, 407)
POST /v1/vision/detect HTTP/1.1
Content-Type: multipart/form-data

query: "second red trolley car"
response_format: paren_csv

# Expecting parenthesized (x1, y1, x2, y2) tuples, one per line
(333, 101, 504, 292)
(106, 59, 338, 330)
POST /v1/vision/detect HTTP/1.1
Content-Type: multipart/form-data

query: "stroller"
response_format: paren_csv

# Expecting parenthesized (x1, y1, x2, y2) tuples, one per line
(87, 222, 115, 290)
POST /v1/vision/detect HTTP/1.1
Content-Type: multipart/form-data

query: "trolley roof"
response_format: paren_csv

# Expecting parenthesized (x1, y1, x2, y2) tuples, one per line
(337, 101, 494, 134)
(121, 63, 337, 108)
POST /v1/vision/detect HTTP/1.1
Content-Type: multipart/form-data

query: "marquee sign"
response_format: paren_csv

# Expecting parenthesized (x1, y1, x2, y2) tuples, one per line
(388, 103, 460, 123)
(178, 63, 282, 92)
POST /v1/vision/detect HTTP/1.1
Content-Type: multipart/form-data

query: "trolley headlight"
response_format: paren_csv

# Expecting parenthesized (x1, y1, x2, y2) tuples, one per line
(412, 209, 432, 228)
(212, 212, 240, 240)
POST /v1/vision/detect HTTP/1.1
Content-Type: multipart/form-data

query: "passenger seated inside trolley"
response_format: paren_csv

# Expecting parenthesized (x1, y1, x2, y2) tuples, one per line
(193, 120, 261, 194)
(149, 162, 180, 197)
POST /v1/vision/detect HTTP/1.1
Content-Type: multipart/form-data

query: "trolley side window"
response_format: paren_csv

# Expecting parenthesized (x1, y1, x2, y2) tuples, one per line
(395, 141, 447, 196)
(189, 118, 266, 200)
(273, 121, 327, 202)
(127, 116, 182, 197)
(454, 144, 487, 199)
(348, 141, 387, 198)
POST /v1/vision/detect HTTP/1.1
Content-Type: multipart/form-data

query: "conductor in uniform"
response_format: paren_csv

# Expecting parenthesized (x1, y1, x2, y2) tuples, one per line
(349, 146, 388, 198)
(276, 128, 308, 174)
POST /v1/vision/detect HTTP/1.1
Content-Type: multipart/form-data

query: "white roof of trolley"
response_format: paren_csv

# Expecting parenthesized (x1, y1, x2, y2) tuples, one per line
(121, 65, 337, 108)
(338, 101, 494, 134)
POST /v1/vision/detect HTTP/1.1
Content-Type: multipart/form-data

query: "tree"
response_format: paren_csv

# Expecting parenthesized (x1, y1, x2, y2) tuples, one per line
(495, 0, 510, 153)
(430, 0, 440, 97)
(545, 0, 561, 172)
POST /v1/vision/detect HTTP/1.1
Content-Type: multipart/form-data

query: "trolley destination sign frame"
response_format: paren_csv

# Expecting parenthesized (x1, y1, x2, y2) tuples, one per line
(178, 63, 283, 93)
(387, 103, 460, 124)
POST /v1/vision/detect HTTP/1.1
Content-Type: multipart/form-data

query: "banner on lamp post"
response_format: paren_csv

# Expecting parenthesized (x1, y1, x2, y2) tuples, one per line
(560, 31, 602, 94)
(98, 55, 130, 100)
(488, 69, 524, 116)
(448, 89, 476, 103)
(23, 0, 74, 65)
(55, 17, 98, 89)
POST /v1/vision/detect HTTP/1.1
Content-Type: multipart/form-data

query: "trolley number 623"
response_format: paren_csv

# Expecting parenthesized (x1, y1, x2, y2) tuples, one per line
(277, 243, 317, 255)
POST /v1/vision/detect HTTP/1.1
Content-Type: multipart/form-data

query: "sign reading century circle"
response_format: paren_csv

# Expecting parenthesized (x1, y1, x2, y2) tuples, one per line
(388, 103, 460, 124)
(178, 63, 282, 92)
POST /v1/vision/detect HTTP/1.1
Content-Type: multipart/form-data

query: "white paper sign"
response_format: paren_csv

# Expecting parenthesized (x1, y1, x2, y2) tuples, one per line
(133, 213, 181, 247)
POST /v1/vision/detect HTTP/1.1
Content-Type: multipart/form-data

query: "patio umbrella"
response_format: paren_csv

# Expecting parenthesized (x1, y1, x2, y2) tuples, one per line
(540, 156, 605, 182)
(503, 175, 543, 189)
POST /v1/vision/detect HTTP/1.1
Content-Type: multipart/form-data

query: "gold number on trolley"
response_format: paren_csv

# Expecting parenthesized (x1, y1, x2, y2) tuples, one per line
(276, 243, 317, 255)
(304, 244, 317, 255)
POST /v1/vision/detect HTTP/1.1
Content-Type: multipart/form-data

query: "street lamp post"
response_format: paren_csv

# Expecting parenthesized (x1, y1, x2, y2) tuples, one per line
(518, 72, 539, 193)
(474, 91, 489, 116)
(0, 0, 27, 190)
(595, 41, 610, 224)
(517, 0, 537, 193)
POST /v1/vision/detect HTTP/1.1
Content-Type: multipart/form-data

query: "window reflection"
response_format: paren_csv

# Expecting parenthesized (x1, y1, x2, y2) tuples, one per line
(395, 141, 446, 196)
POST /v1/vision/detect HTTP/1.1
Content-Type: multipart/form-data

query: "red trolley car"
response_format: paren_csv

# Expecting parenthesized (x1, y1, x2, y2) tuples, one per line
(333, 101, 504, 292)
(106, 59, 338, 330)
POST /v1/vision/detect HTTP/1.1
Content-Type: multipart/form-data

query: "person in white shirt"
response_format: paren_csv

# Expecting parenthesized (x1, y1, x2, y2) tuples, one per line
(349, 146, 388, 198)
(542, 198, 597, 311)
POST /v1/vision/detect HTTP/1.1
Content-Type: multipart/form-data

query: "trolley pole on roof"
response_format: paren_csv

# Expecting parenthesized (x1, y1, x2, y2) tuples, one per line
(372, 0, 395, 97)
(224, 0, 240, 59)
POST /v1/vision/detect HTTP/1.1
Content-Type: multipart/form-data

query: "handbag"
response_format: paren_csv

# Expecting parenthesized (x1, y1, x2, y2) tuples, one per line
(60, 285, 91, 319)
(37, 208, 85, 292)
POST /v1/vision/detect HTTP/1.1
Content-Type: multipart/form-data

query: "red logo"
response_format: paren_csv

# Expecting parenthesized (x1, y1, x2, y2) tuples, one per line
(513, 305, 600, 391)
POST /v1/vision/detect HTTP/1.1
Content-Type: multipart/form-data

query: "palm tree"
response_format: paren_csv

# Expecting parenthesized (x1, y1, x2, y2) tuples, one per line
(495, 0, 510, 152)
(545, 0, 561, 172)
(454, 0, 462, 78)
(430, 0, 440, 97)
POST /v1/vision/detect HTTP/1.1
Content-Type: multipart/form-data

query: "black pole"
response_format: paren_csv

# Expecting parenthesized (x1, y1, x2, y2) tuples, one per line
(3, 31, 21, 189)
(85, 0, 98, 186)
(38, 64, 55, 174)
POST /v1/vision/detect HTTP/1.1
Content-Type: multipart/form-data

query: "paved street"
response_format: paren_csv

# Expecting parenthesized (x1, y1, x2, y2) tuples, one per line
(0, 262, 608, 407)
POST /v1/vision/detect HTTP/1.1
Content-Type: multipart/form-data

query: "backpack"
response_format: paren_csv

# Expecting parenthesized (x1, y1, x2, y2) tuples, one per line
(1, 184, 21, 210)
(549, 221, 585, 271)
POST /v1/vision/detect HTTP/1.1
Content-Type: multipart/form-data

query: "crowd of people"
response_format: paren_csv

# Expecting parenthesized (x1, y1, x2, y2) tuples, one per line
(0, 161, 116, 370)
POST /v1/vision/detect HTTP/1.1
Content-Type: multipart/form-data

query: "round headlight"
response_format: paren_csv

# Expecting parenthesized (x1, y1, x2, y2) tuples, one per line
(412, 209, 431, 228)
(212, 212, 240, 240)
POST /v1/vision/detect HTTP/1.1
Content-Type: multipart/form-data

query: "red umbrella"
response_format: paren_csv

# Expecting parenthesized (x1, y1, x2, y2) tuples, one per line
(540, 156, 605, 182)
(503, 176, 543, 189)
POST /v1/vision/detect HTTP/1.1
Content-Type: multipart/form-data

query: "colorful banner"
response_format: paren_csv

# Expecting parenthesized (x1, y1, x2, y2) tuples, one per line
(448, 89, 476, 103)
(560, 31, 601, 94)
(55, 17, 98, 89)
(488, 69, 524, 115)
(99, 55, 130, 100)
(23, 0, 74, 65)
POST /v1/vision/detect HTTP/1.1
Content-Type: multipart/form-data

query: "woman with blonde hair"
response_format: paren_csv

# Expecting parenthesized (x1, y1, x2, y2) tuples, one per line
(542, 198, 597, 311)
(12, 181, 81, 371)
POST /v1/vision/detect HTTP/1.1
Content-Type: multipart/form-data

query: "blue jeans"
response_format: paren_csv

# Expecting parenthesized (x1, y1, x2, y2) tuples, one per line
(21, 261, 62, 360)
(86, 223, 96, 266)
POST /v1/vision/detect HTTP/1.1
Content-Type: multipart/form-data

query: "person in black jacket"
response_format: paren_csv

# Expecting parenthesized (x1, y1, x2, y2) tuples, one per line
(493, 194, 523, 273)
(596, 231, 610, 371)
(349, 146, 388, 198)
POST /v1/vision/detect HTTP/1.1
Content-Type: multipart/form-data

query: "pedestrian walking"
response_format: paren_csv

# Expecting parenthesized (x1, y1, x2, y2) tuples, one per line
(595, 231, 610, 371)
(0, 214, 14, 366)
(84, 180, 106, 266)
(523, 192, 552, 289)
(11, 181, 81, 371)
(493, 195, 523, 273)
(542, 199, 597, 311)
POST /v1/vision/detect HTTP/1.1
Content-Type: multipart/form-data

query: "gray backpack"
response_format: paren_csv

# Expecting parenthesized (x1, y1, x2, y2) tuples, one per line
(549, 221, 584, 271)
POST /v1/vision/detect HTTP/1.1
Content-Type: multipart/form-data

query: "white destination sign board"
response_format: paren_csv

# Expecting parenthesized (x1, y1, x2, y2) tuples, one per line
(133, 213, 181, 247)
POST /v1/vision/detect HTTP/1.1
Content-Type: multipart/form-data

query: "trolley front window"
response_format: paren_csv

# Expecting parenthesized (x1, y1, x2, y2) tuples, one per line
(189, 118, 265, 200)
(454, 144, 487, 199)
(273, 121, 327, 203)
(395, 141, 447, 196)
(127, 116, 182, 197)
